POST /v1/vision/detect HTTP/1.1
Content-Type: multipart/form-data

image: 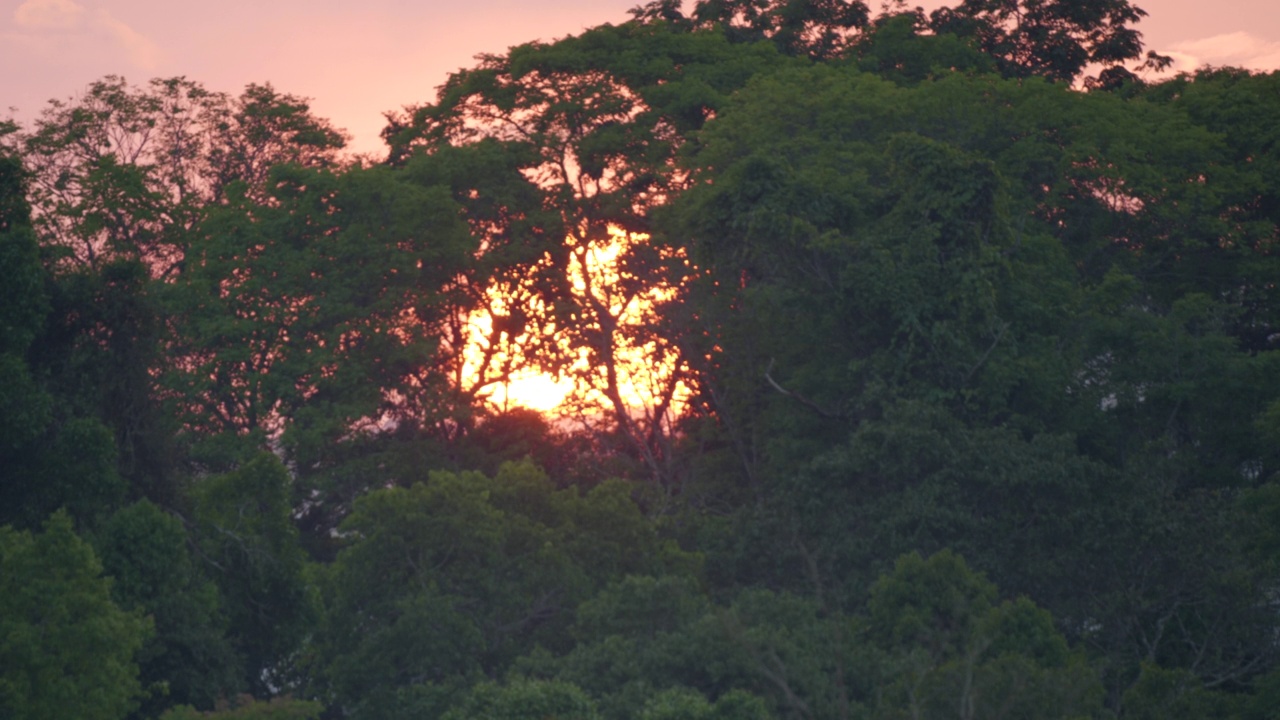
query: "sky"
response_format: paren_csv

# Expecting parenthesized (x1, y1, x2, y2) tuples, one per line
(3, 0, 1279, 156)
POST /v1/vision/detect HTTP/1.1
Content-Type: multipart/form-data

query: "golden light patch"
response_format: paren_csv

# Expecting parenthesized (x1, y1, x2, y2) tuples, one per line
(461, 225, 692, 419)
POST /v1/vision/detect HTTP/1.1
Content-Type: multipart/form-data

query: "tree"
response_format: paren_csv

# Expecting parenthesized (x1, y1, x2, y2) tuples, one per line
(1119, 663, 1243, 720)
(191, 455, 312, 696)
(0, 149, 56, 523)
(1136, 68, 1280, 353)
(441, 680, 601, 720)
(632, 0, 871, 59)
(0, 511, 151, 720)
(659, 56, 1280, 709)
(524, 577, 821, 720)
(665, 64, 1020, 506)
(310, 460, 697, 718)
(926, 0, 1166, 85)
(0, 140, 48, 357)
(0, 143, 130, 530)
(852, 10, 996, 85)
(97, 500, 240, 716)
(861, 551, 1103, 720)
(384, 20, 790, 483)
(638, 687, 773, 720)
(1, 77, 348, 506)
(162, 161, 478, 473)
(5, 76, 346, 275)
(160, 695, 323, 720)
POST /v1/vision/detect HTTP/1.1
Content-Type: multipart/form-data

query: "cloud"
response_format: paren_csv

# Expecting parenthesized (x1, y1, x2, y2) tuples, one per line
(7, 1, 162, 71)
(94, 8, 161, 70)
(13, 0, 86, 31)
(1164, 31, 1280, 73)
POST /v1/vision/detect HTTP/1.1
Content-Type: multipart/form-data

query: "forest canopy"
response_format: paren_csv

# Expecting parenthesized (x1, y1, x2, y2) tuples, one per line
(3, 1, 1280, 719)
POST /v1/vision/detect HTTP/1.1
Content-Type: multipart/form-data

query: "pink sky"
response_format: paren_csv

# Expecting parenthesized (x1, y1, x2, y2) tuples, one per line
(3, 0, 1278, 156)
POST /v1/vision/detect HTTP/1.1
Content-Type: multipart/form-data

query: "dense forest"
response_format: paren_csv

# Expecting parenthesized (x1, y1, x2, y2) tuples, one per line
(3, 0, 1280, 718)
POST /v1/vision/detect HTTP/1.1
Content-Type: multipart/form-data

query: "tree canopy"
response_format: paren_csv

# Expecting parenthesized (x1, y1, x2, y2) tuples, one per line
(4, 1, 1280, 719)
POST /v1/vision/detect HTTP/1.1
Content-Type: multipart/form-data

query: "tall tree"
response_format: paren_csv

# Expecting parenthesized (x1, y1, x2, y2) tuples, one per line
(384, 20, 789, 482)
(6, 76, 346, 275)
(632, 0, 871, 59)
(162, 160, 477, 472)
(2, 77, 348, 504)
(926, 0, 1166, 85)
(0, 147, 55, 522)
(6, 76, 345, 274)
(659, 59, 1280, 707)
(1136, 68, 1280, 353)
(0, 139, 129, 529)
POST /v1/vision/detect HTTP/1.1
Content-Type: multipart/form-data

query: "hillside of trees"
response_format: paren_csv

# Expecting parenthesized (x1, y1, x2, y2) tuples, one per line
(4, 1, 1280, 718)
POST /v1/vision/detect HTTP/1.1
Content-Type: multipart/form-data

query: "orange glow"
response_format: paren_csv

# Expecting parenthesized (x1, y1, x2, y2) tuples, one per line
(462, 307, 575, 412)
(461, 225, 692, 418)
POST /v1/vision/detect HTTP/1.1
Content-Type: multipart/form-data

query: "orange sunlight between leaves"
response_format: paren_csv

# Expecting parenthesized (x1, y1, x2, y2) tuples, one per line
(461, 226, 693, 417)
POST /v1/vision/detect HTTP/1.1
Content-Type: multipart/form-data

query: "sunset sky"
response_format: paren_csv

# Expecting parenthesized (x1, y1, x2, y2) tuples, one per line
(3, 0, 1279, 156)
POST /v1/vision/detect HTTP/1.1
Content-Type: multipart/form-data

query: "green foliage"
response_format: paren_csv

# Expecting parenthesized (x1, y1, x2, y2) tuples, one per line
(6, 12, 1280, 720)
(867, 550, 998, 660)
(632, 0, 870, 59)
(518, 552, 1097, 720)
(6, 75, 345, 273)
(33, 253, 176, 502)
(854, 11, 996, 84)
(0, 151, 55, 523)
(160, 695, 323, 720)
(0, 352, 52, 455)
(1243, 666, 1280, 720)
(1, 413, 126, 531)
(663, 58, 1280, 708)
(1241, 481, 1280, 566)
(927, 0, 1159, 85)
(1137, 68, 1280, 353)
(1119, 664, 1242, 720)
(0, 153, 48, 356)
(442, 679, 600, 720)
(312, 461, 695, 719)
(0, 149, 140, 538)
(639, 688, 716, 720)
(166, 162, 477, 471)
(524, 577, 826, 720)
(193, 455, 311, 695)
(98, 500, 239, 715)
(385, 20, 794, 481)
(0, 511, 151, 720)
(1, 76, 349, 509)
(862, 551, 1104, 720)
(32, 417, 127, 522)
(638, 687, 772, 720)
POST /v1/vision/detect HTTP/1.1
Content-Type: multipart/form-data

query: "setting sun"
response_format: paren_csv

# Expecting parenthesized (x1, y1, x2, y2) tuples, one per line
(461, 225, 693, 419)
